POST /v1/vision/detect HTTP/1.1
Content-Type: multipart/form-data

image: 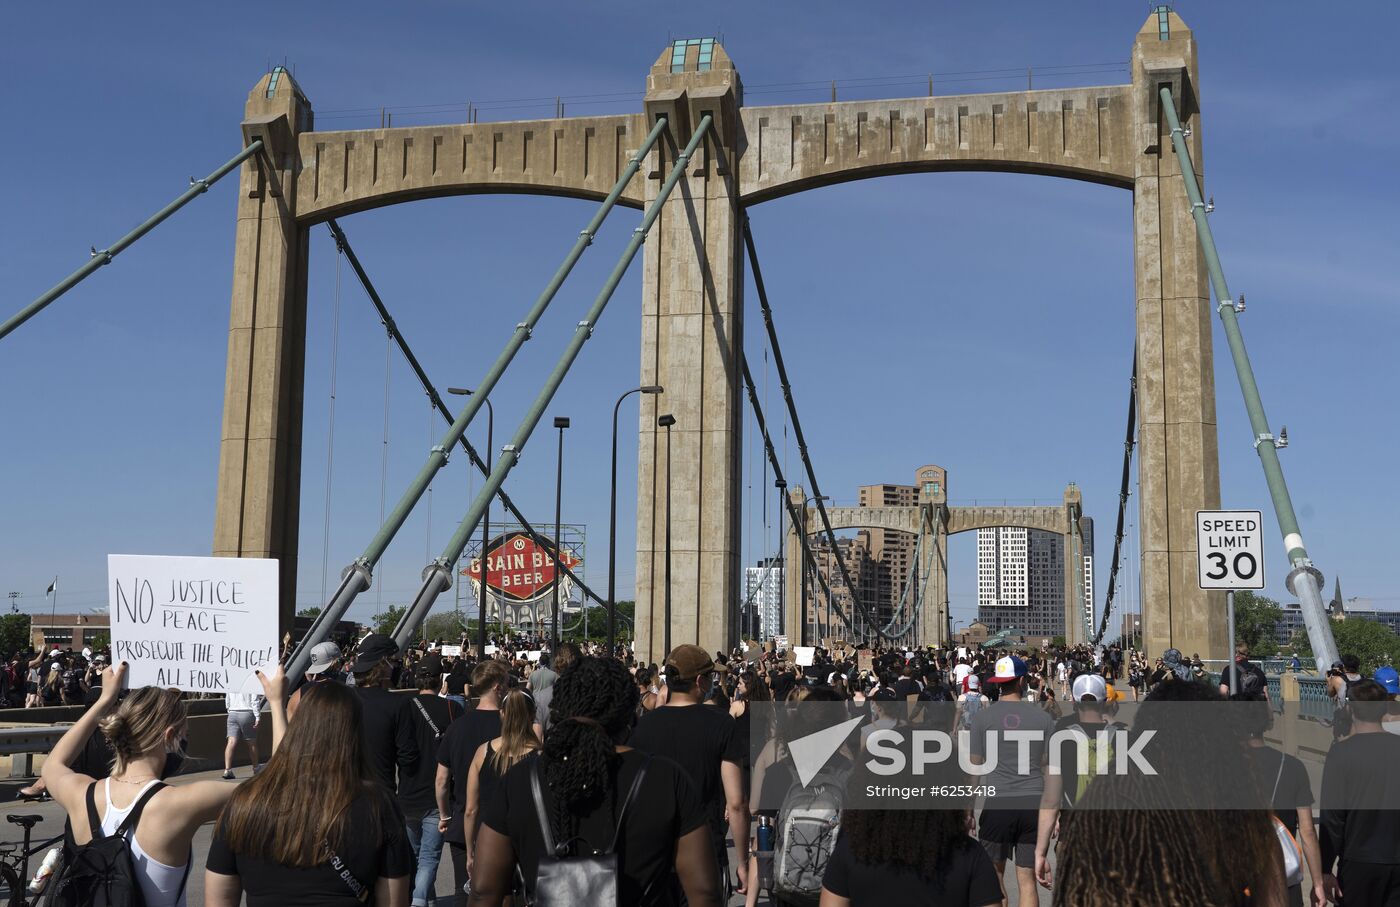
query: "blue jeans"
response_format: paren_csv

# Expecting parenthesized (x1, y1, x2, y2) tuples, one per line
(405, 808, 444, 906)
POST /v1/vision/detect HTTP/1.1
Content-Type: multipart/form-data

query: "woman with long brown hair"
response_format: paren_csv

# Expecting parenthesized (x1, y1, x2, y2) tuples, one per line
(205, 680, 413, 906)
(43, 663, 278, 907)
(462, 688, 538, 902)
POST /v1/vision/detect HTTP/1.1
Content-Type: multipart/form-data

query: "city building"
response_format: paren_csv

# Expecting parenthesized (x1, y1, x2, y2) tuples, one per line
(29, 612, 110, 651)
(977, 519, 1094, 639)
(743, 558, 784, 641)
(1274, 578, 1400, 646)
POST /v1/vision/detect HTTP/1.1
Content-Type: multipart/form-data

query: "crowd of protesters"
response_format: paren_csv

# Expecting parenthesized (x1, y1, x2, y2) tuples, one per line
(5, 623, 1399, 905)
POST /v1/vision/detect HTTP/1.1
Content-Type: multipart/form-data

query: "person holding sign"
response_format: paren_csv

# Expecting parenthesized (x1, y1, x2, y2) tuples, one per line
(41, 662, 288, 907)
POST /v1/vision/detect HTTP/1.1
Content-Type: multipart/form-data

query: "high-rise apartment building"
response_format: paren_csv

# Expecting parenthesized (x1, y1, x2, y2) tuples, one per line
(977, 519, 1094, 639)
(743, 558, 784, 640)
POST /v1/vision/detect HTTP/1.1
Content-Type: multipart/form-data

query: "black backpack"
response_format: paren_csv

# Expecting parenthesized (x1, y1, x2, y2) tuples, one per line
(1237, 662, 1267, 698)
(527, 755, 650, 906)
(49, 782, 188, 907)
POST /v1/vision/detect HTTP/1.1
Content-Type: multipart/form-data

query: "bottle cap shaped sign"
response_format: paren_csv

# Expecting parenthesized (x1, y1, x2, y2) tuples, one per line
(463, 532, 582, 603)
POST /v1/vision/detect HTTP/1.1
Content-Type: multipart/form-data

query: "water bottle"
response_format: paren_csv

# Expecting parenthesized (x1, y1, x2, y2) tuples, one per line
(756, 815, 774, 854)
(28, 846, 61, 893)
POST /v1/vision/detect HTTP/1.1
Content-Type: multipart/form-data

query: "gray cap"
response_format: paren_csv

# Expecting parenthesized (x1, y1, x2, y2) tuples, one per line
(304, 641, 342, 676)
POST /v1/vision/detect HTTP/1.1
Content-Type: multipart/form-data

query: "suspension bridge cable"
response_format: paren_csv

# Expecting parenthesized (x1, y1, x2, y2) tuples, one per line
(324, 220, 609, 610)
(320, 244, 345, 605)
(740, 353, 910, 644)
(389, 116, 715, 651)
(284, 119, 670, 681)
(742, 218, 903, 640)
(377, 327, 391, 609)
(1093, 354, 1137, 645)
(1, 141, 264, 341)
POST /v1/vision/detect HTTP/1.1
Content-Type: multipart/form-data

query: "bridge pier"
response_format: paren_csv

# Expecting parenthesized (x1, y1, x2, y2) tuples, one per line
(212, 69, 312, 637)
(1131, 12, 1226, 660)
(633, 43, 745, 663)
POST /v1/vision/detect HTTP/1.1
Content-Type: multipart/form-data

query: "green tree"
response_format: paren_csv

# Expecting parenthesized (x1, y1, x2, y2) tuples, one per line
(0, 613, 32, 658)
(86, 631, 111, 650)
(297, 606, 323, 619)
(371, 605, 407, 638)
(424, 612, 467, 642)
(1050, 635, 1067, 650)
(1231, 591, 1283, 657)
(1291, 618, 1399, 675)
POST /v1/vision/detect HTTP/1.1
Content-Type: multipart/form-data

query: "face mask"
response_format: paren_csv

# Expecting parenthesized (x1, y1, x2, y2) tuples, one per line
(161, 737, 188, 779)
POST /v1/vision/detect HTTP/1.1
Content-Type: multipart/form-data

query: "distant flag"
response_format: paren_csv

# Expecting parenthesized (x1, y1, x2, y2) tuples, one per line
(45, 579, 56, 597)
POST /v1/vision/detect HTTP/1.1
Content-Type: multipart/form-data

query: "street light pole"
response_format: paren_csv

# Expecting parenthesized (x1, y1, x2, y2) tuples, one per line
(448, 388, 492, 657)
(609, 386, 663, 654)
(658, 413, 676, 656)
(551, 416, 570, 648)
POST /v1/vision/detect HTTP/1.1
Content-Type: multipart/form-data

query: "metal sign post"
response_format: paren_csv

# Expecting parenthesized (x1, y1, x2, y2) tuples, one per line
(1196, 510, 1266, 695)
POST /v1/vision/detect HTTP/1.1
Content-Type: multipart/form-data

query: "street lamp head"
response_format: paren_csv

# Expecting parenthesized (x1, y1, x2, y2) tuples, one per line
(640, 385, 663, 395)
(554, 416, 571, 429)
(775, 478, 787, 490)
(447, 387, 474, 396)
(658, 413, 676, 428)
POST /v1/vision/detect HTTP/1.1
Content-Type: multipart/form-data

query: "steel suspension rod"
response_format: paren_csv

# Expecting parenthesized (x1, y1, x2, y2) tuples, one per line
(1, 141, 264, 341)
(1159, 87, 1338, 669)
(325, 219, 608, 607)
(286, 118, 668, 681)
(743, 218, 896, 639)
(391, 115, 713, 651)
(1093, 354, 1137, 645)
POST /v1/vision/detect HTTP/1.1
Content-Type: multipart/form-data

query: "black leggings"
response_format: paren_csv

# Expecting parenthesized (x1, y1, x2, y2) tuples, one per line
(448, 842, 468, 907)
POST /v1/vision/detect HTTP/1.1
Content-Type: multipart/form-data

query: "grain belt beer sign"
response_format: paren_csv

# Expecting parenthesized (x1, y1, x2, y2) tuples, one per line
(462, 531, 582, 603)
(1195, 510, 1265, 590)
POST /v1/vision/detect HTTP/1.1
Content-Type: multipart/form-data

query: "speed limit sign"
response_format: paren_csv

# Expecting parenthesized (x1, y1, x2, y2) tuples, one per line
(1196, 510, 1266, 590)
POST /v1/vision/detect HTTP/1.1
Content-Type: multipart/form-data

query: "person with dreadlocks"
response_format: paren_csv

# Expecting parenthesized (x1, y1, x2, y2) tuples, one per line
(468, 657, 719, 906)
(820, 788, 1002, 906)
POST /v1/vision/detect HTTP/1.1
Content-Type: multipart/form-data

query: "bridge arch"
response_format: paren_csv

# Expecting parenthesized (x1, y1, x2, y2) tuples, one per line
(217, 11, 1225, 660)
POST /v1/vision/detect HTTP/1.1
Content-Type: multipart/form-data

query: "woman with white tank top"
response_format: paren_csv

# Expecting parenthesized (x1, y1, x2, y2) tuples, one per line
(42, 662, 287, 906)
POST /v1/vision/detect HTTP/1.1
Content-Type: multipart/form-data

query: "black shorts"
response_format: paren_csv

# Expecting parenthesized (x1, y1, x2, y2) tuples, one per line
(978, 799, 1039, 869)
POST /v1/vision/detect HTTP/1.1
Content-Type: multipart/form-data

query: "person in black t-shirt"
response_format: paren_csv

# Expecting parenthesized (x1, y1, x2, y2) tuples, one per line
(402, 664, 460, 907)
(823, 800, 1001, 907)
(207, 680, 412, 906)
(470, 657, 718, 907)
(1320, 679, 1400, 905)
(349, 634, 420, 796)
(1231, 695, 1323, 907)
(436, 659, 507, 906)
(629, 644, 750, 896)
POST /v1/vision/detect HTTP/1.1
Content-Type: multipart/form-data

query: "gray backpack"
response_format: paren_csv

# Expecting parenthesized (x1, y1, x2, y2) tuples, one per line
(772, 766, 847, 906)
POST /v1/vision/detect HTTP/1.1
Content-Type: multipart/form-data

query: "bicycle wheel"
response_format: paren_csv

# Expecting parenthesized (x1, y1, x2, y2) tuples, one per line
(0, 861, 26, 907)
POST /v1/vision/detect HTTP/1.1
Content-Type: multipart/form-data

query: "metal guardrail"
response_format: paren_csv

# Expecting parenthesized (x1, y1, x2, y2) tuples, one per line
(0, 726, 70, 780)
(1297, 676, 1333, 722)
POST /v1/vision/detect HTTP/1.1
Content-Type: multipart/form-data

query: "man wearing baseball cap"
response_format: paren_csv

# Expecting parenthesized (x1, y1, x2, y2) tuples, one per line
(1034, 672, 1123, 890)
(629, 644, 749, 895)
(349, 634, 420, 796)
(969, 654, 1055, 907)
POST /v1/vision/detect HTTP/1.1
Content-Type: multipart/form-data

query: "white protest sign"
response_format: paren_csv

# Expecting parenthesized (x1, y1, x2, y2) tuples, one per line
(527, 650, 542, 663)
(108, 554, 278, 694)
(794, 646, 816, 667)
(1196, 510, 1266, 590)
(440, 645, 462, 657)
(484, 644, 498, 655)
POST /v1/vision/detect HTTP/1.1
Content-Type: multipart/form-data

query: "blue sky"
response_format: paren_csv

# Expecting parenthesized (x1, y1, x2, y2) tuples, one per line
(3, 2, 1397, 635)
